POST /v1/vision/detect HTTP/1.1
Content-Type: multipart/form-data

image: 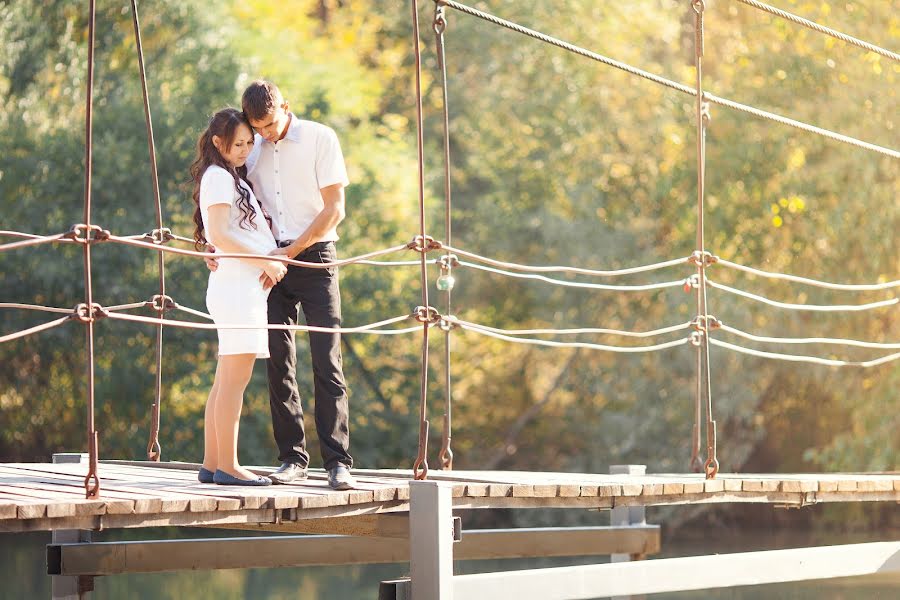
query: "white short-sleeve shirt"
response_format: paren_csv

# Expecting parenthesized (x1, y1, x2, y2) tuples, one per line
(246, 114, 350, 243)
(199, 165, 277, 259)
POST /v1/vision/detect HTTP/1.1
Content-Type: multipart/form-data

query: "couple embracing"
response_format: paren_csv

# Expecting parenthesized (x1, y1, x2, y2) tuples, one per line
(189, 80, 355, 490)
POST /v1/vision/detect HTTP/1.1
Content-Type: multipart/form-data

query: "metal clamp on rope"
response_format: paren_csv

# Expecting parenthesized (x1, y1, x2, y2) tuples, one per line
(407, 235, 443, 253)
(73, 303, 109, 323)
(700, 99, 712, 126)
(65, 224, 111, 244)
(147, 228, 173, 244)
(150, 294, 176, 313)
(689, 331, 704, 346)
(413, 305, 441, 324)
(438, 253, 459, 269)
(688, 250, 718, 267)
(433, 3, 447, 34)
(438, 314, 459, 332)
(682, 274, 699, 293)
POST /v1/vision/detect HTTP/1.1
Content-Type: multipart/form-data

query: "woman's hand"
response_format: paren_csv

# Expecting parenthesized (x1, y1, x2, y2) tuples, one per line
(262, 259, 288, 285)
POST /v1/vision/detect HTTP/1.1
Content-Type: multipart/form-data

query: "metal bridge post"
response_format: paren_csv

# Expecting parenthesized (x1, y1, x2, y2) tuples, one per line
(410, 480, 455, 600)
(610, 465, 647, 600)
(50, 453, 94, 600)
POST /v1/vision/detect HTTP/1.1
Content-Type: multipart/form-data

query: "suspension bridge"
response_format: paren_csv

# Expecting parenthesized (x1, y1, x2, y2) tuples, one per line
(1, 0, 898, 598)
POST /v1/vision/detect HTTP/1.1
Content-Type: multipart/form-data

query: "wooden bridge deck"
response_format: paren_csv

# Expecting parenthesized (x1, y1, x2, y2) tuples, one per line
(1, 461, 897, 533)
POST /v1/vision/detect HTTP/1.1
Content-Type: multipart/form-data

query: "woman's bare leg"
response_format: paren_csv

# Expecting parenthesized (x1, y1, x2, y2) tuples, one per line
(201, 361, 222, 472)
(214, 353, 257, 480)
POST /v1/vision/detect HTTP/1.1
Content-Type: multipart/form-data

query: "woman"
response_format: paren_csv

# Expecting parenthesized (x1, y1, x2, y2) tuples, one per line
(190, 108, 286, 486)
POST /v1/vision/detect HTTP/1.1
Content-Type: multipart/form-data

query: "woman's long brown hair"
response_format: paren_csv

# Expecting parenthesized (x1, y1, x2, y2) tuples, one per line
(190, 108, 259, 249)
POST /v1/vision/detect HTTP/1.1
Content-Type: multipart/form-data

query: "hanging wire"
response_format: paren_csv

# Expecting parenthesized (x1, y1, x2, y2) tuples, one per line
(130, 0, 165, 462)
(411, 0, 431, 481)
(81, 0, 101, 500)
(433, 2, 455, 470)
(691, 0, 718, 479)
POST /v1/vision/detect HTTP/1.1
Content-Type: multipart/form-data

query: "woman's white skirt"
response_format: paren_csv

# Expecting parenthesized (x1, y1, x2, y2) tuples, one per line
(206, 261, 271, 358)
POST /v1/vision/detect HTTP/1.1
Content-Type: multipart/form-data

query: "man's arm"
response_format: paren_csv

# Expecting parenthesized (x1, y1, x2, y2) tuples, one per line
(274, 183, 345, 259)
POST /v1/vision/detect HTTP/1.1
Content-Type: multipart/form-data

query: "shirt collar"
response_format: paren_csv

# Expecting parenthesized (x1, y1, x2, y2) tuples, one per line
(282, 113, 302, 143)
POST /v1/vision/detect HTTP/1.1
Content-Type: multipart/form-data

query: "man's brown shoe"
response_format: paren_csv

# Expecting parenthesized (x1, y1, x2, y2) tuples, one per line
(269, 462, 308, 484)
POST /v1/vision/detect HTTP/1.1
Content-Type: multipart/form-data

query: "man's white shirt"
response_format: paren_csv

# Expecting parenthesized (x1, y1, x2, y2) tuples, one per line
(246, 113, 350, 243)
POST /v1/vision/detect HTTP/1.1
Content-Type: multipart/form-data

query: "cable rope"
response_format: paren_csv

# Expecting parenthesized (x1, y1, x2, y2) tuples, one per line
(446, 246, 691, 277)
(460, 260, 688, 292)
(0, 303, 75, 315)
(710, 338, 900, 368)
(105, 235, 411, 268)
(0, 233, 73, 253)
(435, 1, 900, 159)
(715, 258, 900, 291)
(718, 323, 900, 350)
(708, 279, 898, 311)
(449, 317, 691, 353)
(104, 310, 421, 335)
(0, 316, 72, 344)
(446, 320, 693, 339)
(731, 0, 900, 63)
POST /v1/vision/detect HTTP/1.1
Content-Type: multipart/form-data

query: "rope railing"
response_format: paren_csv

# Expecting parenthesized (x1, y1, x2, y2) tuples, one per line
(730, 0, 900, 63)
(449, 317, 692, 353)
(443, 320, 693, 339)
(708, 280, 898, 312)
(710, 338, 900, 368)
(458, 261, 689, 292)
(446, 245, 692, 277)
(718, 323, 900, 350)
(715, 258, 900, 291)
(0, 316, 73, 344)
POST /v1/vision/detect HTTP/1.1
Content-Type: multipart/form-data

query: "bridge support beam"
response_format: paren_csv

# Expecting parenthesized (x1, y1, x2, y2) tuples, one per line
(610, 465, 647, 600)
(50, 453, 94, 600)
(409, 480, 455, 600)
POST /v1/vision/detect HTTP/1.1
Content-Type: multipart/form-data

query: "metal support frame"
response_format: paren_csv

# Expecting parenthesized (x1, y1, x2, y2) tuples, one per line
(610, 465, 647, 600)
(48, 525, 660, 576)
(50, 453, 93, 600)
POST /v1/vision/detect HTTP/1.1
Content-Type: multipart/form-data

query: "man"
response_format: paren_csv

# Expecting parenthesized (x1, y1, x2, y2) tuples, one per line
(209, 80, 355, 490)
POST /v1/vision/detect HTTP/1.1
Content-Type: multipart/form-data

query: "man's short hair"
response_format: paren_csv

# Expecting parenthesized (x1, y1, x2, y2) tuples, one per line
(242, 80, 283, 122)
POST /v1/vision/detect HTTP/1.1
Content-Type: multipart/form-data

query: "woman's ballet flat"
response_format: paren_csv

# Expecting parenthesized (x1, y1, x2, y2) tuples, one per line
(198, 466, 215, 484)
(213, 470, 272, 486)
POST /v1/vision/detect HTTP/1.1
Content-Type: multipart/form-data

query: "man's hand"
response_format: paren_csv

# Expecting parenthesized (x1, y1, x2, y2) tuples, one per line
(204, 244, 219, 272)
(270, 246, 296, 259)
(259, 272, 275, 290)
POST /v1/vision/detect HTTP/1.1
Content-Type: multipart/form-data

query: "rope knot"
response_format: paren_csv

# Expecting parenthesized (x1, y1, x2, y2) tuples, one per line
(438, 314, 459, 332)
(682, 274, 699, 293)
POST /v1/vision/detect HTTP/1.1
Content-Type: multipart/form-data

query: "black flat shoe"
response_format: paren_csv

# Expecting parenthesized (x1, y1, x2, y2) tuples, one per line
(269, 462, 308, 485)
(213, 470, 271, 486)
(198, 466, 215, 484)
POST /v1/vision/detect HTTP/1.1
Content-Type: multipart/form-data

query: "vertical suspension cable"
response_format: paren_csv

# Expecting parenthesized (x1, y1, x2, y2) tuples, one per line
(692, 0, 719, 479)
(433, 3, 455, 471)
(82, 0, 101, 499)
(130, 0, 165, 463)
(411, 0, 431, 480)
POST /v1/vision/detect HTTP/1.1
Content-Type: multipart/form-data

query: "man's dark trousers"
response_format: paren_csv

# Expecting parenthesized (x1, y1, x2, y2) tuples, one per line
(266, 241, 352, 470)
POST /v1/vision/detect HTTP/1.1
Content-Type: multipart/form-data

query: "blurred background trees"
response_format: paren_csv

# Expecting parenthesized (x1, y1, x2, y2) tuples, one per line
(1, 0, 897, 528)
